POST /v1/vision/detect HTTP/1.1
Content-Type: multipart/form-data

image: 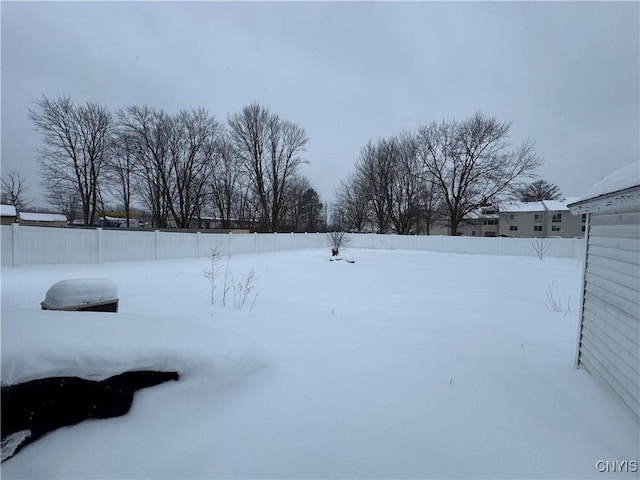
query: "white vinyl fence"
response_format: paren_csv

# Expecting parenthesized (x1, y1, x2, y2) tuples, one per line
(1, 224, 585, 267)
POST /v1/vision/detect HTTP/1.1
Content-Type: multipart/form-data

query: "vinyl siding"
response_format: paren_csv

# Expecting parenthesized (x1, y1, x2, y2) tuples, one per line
(578, 211, 640, 420)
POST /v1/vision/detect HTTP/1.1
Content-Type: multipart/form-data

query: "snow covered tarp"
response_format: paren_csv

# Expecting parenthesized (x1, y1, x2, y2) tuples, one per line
(41, 278, 118, 312)
(1, 306, 268, 463)
(1, 307, 268, 386)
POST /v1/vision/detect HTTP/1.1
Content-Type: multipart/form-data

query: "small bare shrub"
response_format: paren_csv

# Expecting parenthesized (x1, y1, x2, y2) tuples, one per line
(531, 238, 550, 261)
(232, 269, 257, 310)
(328, 231, 351, 256)
(544, 282, 571, 316)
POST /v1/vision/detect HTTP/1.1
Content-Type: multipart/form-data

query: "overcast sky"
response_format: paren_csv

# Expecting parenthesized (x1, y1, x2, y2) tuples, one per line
(2, 1, 638, 209)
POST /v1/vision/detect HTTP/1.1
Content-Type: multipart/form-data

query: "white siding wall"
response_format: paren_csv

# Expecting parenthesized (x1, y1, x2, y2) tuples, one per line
(578, 212, 640, 420)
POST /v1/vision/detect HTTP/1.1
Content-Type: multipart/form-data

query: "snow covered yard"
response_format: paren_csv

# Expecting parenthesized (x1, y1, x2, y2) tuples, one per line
(1, 248, 638, 479)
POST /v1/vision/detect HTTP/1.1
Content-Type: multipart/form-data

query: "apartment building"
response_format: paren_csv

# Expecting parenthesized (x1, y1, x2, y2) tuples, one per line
(499, 197, 584, 238)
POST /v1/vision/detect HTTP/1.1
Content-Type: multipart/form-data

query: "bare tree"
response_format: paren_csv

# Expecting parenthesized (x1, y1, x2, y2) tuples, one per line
(416, 179, 445, 235)
(354, 139, 393, 234)
(514, 179, 562, 202)
(168, 108, 220, 228)
(418, 113, 541, 235)
(30, 95, 112, 225)
(228, 103, 309, 232)
(209, 131, 243, 229)
(383, 133, 427, 234)
(46, 184, 81, 222)
(117, 105, 173, 227)
(334, 172, 370, 232)
(1, 170, 32, 212)
(281, 174, 313, 231)
(104, 129, 137, 227)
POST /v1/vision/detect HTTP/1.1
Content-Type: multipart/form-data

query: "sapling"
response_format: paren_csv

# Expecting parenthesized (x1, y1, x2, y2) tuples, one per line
(222, 257, 231, 307)
(531, 237, 550, 261)
(203, 248, 221, 305)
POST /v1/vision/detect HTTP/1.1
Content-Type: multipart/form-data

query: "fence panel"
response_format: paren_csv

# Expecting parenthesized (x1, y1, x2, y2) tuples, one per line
(231, 233, 257, 254)
(157, 232, 198, 259)
(101, 229, 156, 263)
(1, 225, 13, 267)
(1, 225, 584, 267)
(199, 233, 232, 257)
(14, 226, 97, 266)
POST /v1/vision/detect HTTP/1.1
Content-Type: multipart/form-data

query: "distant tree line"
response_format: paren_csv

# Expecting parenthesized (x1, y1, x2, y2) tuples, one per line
(27, 96, 324, 231)
(333, 113, 550, 235)
(19, 98, 561, 235)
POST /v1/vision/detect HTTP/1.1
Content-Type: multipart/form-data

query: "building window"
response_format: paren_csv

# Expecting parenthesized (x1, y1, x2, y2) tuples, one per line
(510, 225, 518, 231)
(581, 214, 587, 223)
(509, 214, 519, 222)
(552, 225, 561, 232)
(534, 214, 542, 222)
(552, 212, 562, 223)
(533, 225, 543, 232)
(581, 225, 586, 232)
(484, 231, 496, 237)
(471, 231, 476, 236)
(483, 219, 497, 225)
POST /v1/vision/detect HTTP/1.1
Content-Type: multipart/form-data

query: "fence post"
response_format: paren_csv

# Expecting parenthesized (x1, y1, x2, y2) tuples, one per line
(196, 231, 202, 258)
(229, 232, 233, 256)
(11, 223, 19, 267)
(155, 230, 160, 260)
(254, 232, 258, 253)
(96, 228, 103, 263)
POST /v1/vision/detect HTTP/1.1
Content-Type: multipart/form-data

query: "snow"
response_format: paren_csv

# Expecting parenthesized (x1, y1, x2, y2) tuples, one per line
(501, 198, 581, 213)
(1, 205, 17, 217)
(1, 249, 638, 478)
(40, 278, 118, 309)
(500, 201, 545, 213)
(17, 212, 67, 222)
(542, 197, 580, 211)
(574, 161, 640, 203)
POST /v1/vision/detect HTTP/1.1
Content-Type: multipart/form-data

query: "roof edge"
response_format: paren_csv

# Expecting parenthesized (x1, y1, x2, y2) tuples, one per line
(568, 185, 640, 215)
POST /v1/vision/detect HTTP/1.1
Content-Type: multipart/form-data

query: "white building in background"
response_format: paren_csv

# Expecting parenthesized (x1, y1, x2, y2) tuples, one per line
(568, 161, 640, 421)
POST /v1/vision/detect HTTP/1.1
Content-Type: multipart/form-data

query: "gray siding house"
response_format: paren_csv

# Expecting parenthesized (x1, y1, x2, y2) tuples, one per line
(568, 162, 640, 421)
